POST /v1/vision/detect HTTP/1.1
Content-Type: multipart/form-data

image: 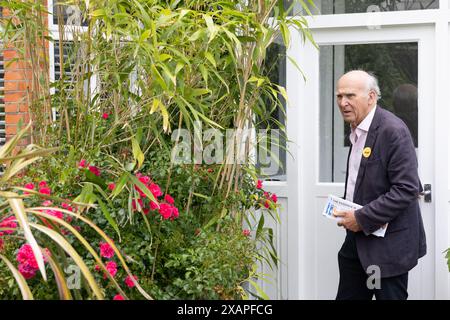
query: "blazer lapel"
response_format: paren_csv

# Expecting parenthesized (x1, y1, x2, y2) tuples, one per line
(353, 106, 382, 202)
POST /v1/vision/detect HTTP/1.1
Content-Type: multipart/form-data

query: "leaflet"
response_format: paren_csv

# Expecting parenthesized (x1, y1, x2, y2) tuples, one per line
(322, 194, 387, 237)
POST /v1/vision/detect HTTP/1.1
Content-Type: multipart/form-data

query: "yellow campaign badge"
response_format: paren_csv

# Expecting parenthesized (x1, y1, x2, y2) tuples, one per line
(363, 147, 372, 158)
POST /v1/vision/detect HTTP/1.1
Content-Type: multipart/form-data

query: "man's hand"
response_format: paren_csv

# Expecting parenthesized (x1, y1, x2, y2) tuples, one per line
(333, 210, 362, 232)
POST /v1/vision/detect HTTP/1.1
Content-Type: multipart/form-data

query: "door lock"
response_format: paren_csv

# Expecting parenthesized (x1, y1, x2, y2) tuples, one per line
(420, 184, 432, 203)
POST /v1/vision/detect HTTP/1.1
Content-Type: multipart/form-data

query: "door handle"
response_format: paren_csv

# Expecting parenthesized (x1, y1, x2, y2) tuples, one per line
(419, 184, 432, 203)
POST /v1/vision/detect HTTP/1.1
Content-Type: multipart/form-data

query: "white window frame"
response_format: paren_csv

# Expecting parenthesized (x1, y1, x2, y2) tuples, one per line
(48, 0, 95, 120)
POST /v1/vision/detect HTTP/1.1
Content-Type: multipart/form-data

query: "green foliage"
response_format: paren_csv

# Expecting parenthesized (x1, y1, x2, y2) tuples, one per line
(163, 217, 256, 300)
(0, 0, 315, 299)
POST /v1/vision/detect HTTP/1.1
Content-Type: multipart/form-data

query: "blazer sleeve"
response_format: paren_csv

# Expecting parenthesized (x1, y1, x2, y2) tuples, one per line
(354, 125, 421, 236)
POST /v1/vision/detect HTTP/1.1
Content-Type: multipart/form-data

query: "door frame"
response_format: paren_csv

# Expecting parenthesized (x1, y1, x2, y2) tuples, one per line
(286, 13, 450, 298)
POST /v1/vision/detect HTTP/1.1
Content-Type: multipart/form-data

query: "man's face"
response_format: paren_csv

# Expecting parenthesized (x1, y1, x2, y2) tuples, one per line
(336, 74, 376, 128)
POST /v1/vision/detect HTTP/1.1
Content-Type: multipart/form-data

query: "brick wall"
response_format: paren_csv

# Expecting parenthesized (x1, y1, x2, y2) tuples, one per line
(4, 48, 31, 139)
(2, 1, 48, 143)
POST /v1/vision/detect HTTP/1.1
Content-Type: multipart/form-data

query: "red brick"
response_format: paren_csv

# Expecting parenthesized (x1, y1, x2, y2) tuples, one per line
(5, 104, 18, 113)
(19, 104, 29, 112)
(4, 82, 19, 91)
(6, 114, 28, 125)
(4, 92, 26, 103)
(5, 71, 25, 81)
(6, 125, 18, 136)
(17, 81, 30, 91)
(3, 49, 18, 60)
(3, 59, 28, 70)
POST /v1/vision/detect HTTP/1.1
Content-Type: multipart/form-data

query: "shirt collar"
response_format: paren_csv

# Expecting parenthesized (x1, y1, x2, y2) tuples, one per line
(357, 105, 377, 132)
(349, 105, 377, 144)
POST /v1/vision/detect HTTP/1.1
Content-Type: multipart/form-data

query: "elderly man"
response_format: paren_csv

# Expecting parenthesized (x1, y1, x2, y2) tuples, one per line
(333, 70, 426, 300)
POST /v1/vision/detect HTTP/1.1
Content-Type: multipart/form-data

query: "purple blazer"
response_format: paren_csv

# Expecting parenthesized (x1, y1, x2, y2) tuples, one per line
(344, 106, 427, 278)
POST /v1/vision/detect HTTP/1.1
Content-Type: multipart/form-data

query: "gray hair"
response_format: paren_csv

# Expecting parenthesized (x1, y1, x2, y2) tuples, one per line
(366, 71, 382, 100)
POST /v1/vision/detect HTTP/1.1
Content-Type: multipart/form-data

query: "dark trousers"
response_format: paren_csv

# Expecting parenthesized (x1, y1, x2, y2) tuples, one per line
(336, 253, 409, 300)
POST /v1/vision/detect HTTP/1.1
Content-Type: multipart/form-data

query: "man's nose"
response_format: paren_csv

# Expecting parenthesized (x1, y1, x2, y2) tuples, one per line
(341, 96, 350, 105)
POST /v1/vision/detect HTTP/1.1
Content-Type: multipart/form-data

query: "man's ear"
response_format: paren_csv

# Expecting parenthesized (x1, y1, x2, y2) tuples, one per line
(368, 90, 376, 105)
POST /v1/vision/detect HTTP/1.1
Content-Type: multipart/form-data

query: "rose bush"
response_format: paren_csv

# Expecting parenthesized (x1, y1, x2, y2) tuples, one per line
(0, 146, 279, 299)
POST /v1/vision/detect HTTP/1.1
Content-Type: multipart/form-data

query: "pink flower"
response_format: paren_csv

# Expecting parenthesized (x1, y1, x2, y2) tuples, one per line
(88, 165, 101, 176)
(148, 183, 163, 198)
(18, 264, 37, 279)
(61, 202, 74, 212)
(16, 244, 50, 279)
(243, 229, 251, 237)
(0, 216, 17, 236)
(44, 209, 64, 220)
(78, 159, 88, 168)
(104, 261, 117, 279)
(171, 207, 179, 219)
(264, 200, 271, 209)
(256, 180, 263, 189)
(39, 187, 51, 195)
(24, 183, 35, 195)
(94, 265, 101, 272)
(149, 201, 159, 210)
(124, 275, 138, 288)
(99, 241, 115, 259)
(24, 183, 35, 190)
(159, 203, 173, 220)
(113, 294, 124, 300)
(42, 200, 53, 206)
(102, 113, 109, 120)
(108, 183, 116, 191)
(38, 181, 48, 188)
(263, 192, 269, 198)
(138, 175, 150, 185)
(164, 194, 174, 205)
(271, 194, 278, 203)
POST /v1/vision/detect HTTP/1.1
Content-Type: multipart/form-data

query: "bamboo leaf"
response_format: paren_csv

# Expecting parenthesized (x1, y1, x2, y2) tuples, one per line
(1, 157, 41, 182)
(29, 223, 105, 300)
(127, 173, 157, 204)
(0, 147, 59, 162)
(199, 64, 208, 87)
(91, 9, 105, 17)
(204, 52, 216, 68)
(139, 29, 152, 43)
(158, 102, 170, 133)
(111, 173, 129, 198)
(247, 279, 270, 300)
(0, 122, 31, 159)
(188, 29, 204, 42)
(97, 197, 121, 241)
(31, 208, 152, 299)
(151, 65, 167, 90)
(30, 210, 128, 298)
(150, 98, 160, 114)
(131, 137, 145, 169)
(46, 253, 73, 300)
(279, 22, 290, 48)
(7, 193, 47, 281)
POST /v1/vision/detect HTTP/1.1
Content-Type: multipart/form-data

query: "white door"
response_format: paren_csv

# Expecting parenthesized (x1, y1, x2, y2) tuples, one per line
(290, 25, 436, 299)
